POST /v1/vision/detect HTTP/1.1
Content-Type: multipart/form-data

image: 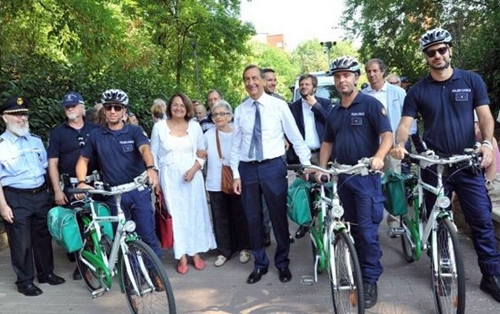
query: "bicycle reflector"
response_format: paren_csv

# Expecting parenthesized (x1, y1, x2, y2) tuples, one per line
(436, 196, 451, 209)
(331, 204, 344, 218)
(124, 220, 136, 233)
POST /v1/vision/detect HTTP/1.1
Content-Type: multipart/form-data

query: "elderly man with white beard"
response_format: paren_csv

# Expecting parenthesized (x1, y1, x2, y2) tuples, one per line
(0, 96, 65, 297)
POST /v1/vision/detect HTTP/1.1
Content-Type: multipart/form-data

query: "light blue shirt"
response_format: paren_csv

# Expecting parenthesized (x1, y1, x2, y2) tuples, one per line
(0, 131, 47, 188)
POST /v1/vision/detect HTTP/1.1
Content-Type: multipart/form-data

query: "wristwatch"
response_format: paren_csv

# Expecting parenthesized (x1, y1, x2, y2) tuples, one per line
(146, 165, 158, 171)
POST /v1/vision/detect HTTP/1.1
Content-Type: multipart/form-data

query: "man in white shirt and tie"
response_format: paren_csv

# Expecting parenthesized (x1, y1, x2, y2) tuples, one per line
(231, 65, 311, 285)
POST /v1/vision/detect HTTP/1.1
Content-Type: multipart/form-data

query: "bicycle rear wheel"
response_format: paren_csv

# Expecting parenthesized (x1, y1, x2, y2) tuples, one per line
(432, 218, 465, 314)
(400, 203, 420, 263)
(76, 216, 105, 293)
(120, 239, 176, 314)
(329, 229, 364, 314)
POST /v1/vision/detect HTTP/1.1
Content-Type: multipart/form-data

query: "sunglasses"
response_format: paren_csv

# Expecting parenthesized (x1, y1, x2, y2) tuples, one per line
(77, 135, 85, 148)
(424, 46, 449, 58)
(104, 104, 124, 112)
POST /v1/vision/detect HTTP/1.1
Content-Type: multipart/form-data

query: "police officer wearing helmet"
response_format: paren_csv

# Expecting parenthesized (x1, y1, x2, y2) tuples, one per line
(75, 89, 162, 261)
(391, 28, 500, 303)
(316, 56, 393, 308)
(0, 97, 65, 296)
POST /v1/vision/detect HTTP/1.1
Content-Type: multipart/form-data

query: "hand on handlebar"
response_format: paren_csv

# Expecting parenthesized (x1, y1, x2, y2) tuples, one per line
(477, 144, 493, 168)
(370, 156, 384, 171)
(390, 145, 408, 160)
(74, 182, 94, 200)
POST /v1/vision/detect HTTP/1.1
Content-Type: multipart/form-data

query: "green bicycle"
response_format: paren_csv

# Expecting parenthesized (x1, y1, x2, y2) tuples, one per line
(69, 173, 176, 313)
(400, 149, 479, 314)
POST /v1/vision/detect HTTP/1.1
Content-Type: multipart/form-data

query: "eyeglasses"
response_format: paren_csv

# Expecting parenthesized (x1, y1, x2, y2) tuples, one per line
(212, 112, 231, 118)
(424, 46, 449, 58)
(104, 104, 124, 112)
(77, 135, 85, 148)
(388, 81, 400, 85)
(6, 112, 28, 117)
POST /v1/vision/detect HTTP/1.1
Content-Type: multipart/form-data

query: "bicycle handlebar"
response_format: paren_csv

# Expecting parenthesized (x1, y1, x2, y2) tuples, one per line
(67, 172, 150, 196)
(288, 158, 373, 177)
(407, 148, 479, 167)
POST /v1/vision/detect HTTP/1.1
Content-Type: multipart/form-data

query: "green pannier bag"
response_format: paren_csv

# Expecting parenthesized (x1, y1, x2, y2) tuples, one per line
(287, 177, 312, 225)
(83, 201, 114, 240)
(47, 206, 83, 253)
(382, 171, 408, 216)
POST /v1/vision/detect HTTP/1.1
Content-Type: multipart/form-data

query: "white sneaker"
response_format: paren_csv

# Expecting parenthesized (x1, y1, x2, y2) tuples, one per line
(239, 250, 250, 264)
(214, 255, 227, 267)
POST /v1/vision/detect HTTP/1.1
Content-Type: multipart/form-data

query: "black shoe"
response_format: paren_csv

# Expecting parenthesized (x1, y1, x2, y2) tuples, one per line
(18, 283, 43, 296)
(278, 267, 292, 283)
(246, 268, 268, 284)
(364, 282, 378, 309)
(289, 234, 295, 244)
(263, 233, 271, 247)
(72, 267, 82, 281)
(480, 275, 500, 302)
(295, 225, 309, 239)
(38, 273, 66, 285)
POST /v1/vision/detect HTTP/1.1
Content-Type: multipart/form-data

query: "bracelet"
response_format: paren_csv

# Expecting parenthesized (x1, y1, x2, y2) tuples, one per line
(77, 180, 86, 185)
(481, 140, 493, 149)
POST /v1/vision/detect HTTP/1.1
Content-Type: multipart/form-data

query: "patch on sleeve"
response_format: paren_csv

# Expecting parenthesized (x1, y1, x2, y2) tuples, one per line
(381, 107, 387, 116)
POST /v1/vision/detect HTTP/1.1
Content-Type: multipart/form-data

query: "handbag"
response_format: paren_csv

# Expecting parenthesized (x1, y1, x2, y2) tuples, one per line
(286, 177, 313, 225)
(155, 193, 173, 249)
(216, 130, 234, 195)
(47, 206, 83, 253)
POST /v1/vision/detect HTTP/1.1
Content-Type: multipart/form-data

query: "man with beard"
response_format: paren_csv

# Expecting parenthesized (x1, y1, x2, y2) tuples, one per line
(287, 73, 332, 239)
(316, 56, 393, 308)
(0, 97, 65, 296)
(263, 68, 286, 101)
(47, 92, 100, 280)
(391, 28, 500, 303)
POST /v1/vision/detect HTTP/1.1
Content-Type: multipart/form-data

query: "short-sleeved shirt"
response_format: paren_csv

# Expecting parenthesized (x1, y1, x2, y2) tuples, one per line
(0, 131, 47, 188)
(47, 120, 99, 176)
(81, 124, 149, 186)
(402, 68, 490, 156)
(323, 92, 392, 165)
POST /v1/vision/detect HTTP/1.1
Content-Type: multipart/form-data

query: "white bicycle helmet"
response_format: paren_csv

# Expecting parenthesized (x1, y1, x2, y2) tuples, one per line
(329, 56, 361, 75)
(419, 28, 452, 50)
(101, 89, 129, 106)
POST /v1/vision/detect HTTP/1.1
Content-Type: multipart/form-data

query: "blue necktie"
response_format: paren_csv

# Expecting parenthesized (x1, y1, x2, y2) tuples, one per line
(248, 101, 263, 161)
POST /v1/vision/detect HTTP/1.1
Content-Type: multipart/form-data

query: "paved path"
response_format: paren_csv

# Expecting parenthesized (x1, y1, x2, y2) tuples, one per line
(0, 217, 498, 313)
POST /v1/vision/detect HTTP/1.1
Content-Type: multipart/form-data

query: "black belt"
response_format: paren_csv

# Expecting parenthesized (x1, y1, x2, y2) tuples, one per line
(310, 148, 320, 153)
(243, 157, 281, 165)
(3, 183, 47, 195)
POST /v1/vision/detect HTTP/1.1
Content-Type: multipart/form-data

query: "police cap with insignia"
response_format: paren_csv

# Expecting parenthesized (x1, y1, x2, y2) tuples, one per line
(0, 97, 29, 115)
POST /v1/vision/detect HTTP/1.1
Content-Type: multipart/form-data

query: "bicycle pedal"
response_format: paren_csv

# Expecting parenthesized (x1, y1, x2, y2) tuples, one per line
(388, 227, 405, 238)
(90, 287, 107, 299)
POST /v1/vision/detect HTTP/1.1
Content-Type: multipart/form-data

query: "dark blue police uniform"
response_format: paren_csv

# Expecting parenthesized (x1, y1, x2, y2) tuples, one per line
(403, 68, 500, 276)
(81, 124, 162, 258)
(324, 92, 392, 284)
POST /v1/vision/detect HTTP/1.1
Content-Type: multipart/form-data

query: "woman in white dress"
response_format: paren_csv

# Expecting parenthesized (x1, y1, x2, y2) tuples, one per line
(151, 92, 216, 274)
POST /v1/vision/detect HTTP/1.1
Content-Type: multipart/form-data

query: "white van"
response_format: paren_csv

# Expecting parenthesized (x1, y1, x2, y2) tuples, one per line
(292, 71, 340, 105)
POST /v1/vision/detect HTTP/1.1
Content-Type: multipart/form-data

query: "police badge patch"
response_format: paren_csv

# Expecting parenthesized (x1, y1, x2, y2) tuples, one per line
(381, 107, 387, 116)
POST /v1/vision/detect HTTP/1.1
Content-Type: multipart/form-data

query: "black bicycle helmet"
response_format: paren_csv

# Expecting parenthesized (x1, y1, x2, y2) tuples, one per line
(329, 56, 361, 75)
(419, 28, 452, 51)
(101, 89, 129, 106)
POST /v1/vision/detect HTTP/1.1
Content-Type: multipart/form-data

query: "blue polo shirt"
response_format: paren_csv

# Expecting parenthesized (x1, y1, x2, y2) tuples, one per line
(403, 68, 490, 156)
(82, 124, 149, 186)
(324, 92, 392, 165)
(47, 120, 99, 176)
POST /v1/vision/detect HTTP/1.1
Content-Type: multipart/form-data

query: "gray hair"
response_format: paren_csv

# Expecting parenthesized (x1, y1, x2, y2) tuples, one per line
(212, 100, 233, 115)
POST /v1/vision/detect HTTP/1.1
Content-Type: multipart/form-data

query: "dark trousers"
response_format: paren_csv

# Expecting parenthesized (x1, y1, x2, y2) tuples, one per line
(337, 173, 384, 284)
(106, 188, 162, 259)
(422, 167, 500, 275)
(3, 189, 54, 287)
(209, 191, 251, 258)
(239, 157, 289, 269)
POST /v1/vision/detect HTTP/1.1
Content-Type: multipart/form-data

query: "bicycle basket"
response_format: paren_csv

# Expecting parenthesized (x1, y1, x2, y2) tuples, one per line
(287, 177, 312, 225)
(83, 201, 114, 240)
(47, 206, 83, 253)
(382, 171, 409, 216)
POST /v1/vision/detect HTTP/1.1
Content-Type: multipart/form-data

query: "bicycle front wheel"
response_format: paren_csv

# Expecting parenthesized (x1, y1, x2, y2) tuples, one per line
(432, 218, 465, 314)
(329, 229, 364, 314)
(120, 239, 176, 314)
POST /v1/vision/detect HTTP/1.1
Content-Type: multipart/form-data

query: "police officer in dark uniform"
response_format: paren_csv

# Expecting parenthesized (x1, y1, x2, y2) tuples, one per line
(0, 97, 65, 296)
(316, 56, 393, 308)
(47, 92, 100, 280)
(391, 28, 500, 303)
(75, 89, 162, 261)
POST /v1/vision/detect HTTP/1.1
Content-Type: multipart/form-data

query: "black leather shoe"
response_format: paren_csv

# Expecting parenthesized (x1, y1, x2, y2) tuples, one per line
(246, 268, 268, 284)
(72, 267, 82, 281)
(289, 233, 295, 244)
(480, 275, 500, 302)
(39, 273, 66, 285)
(364, 282, 378, 308)
(263, 233, 271, 247)
(278, 267, 292, 283)
(18, 283, 43, 296)
(295, 225, 309, 239)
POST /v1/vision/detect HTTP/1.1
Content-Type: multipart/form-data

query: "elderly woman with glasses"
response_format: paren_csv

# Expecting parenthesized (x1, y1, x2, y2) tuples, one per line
(150, 92, 216, 275)
(204, 100, 251, 267)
